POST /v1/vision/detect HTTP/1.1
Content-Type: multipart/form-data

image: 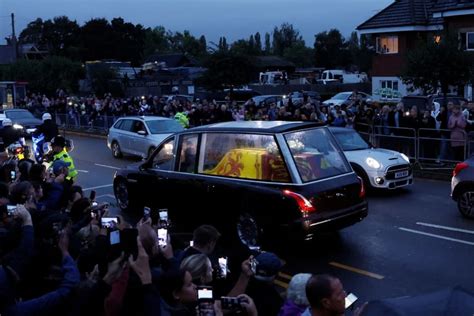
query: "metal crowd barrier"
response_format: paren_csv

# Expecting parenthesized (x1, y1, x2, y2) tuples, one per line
(359, 124, 471, 164)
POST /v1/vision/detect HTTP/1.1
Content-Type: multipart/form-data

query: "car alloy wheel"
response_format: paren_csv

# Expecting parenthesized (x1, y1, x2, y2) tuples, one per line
(236, 213, 260, 249)
(112, 142, 122, 158)
(114, 180, 129, 210)
(458, 191, 474, 219)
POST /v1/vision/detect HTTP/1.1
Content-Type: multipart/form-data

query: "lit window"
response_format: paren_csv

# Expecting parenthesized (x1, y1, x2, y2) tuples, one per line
(376, 36, 398, 54)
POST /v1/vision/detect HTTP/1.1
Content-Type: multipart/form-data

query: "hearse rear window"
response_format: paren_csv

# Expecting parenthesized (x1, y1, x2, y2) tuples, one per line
(284, 128, 350, 182)
(199, 133, 290, 183)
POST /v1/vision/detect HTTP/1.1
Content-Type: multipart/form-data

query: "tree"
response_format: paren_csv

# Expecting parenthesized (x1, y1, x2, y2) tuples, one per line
(168, 30, 206, 58)
(314, 28, 349, 69)
(0, 57, 83, 94)
(197, 52, 257, 90)
(264, 32, 271, 54)
(254, 32, 262, 54)
(110, 18, 146, 65)
(401, 32, 474, 97)
(80, 18, 114, 61)
(283, 43, 314, 67)
(218, 37, 229, 52)
(199, 35, 207, 54)
(272, 23, 305, 56)
(143, 26, 171, 57)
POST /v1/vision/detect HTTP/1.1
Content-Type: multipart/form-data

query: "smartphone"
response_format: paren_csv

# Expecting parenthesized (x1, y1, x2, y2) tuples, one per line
(189, 240, 194, 247)
(221, 296, 244, 312)
(89, 190, 96, 201)
(10, 170, 16, 181)
(345, 293, 358, 309)
(159, 209, 168, 227)
(143, 206, 151, 220)
(109, 230, 120, 245)
(250, 258, 258, 275)
(157, 228, 167, 247)
(197, 286, 214, 316)
(121, 228, 138, 258)
(101, 217, 119, 230)
(218, 257, 228, 279)
(7, 205, 16, 216)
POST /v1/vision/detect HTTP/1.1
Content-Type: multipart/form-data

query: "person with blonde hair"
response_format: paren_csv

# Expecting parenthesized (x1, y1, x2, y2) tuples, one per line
(279, 273, 312, 316)
(179, 254, 213, 285)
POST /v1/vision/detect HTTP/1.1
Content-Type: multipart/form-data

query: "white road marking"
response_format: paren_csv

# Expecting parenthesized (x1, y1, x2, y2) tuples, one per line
(83, 184, 113, 191)
(95, 163, 121, 170)
(416, 222, 474, 235)
(77, 170, 89, 173)
(399, 227, 474, 246)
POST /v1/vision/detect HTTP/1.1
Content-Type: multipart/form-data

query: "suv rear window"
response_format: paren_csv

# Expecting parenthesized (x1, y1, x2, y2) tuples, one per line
(285, 128, 351, 182)
(199, 133, 290, 182)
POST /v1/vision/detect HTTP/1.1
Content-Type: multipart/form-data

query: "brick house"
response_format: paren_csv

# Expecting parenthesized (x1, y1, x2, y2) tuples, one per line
(357, 0, 474, 102)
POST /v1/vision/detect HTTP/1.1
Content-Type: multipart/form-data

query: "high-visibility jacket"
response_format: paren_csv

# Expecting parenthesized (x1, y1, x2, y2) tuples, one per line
(174, 112, 189, 128)
(53, 149, 78, 180)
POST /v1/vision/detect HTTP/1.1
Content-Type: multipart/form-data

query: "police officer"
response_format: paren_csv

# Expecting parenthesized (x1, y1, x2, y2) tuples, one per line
(51, 135, 77, 181)
(174, 106, 189, 128)
(35, 113, 59, 142)
(0, 119, 24, 151)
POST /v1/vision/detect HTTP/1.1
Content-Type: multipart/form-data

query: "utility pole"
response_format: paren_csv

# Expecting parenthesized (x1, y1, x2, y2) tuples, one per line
(11, 13, 18, 60)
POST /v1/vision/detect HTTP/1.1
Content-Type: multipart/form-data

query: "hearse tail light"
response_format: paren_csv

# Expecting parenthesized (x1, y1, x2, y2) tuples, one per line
(283, 190, 316, 213)
(358, 176, 366, 199)
(453, 162, 468, 177)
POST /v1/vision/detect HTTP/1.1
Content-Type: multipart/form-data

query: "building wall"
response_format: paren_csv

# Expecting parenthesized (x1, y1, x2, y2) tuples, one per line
(371, 76, 408, 102)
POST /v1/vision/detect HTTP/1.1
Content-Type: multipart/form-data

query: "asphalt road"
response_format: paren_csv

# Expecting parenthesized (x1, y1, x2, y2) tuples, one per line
(66, 133, 474, 305)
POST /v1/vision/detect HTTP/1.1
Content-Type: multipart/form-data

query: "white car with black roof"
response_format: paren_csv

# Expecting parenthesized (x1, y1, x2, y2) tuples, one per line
(330, 127, 413, 189)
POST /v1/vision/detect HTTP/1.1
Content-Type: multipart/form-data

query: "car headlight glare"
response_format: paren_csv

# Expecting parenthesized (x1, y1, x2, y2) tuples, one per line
(366, 157, 381, 169)
(13, 124, 23, 130)
(400, 153, 410, 163)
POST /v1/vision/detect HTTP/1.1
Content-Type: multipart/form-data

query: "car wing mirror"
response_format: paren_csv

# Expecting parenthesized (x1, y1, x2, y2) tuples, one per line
(137, 130, 147, 136)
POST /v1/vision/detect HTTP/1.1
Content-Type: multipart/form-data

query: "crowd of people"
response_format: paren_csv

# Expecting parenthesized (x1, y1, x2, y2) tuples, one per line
(0, 149, 368, 315)
(16, 89, 474, 162)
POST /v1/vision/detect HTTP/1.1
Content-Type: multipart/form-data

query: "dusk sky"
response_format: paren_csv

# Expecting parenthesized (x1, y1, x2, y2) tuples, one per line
(1, 0, 393, 45)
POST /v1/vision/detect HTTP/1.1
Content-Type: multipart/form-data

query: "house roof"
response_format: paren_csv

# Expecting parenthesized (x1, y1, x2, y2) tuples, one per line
(357, 0, 444, 31)
(357, 0, 474, 31)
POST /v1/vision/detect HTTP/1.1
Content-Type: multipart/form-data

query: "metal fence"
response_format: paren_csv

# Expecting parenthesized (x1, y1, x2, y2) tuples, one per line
(355, 123, 473, 166)
(55, 113, 116, 132)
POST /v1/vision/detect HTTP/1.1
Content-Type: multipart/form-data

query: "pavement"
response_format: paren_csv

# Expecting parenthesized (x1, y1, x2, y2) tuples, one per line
(66, 134, 474, 305)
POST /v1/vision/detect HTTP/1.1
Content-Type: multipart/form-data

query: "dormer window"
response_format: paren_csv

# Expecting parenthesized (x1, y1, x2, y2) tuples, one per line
(376, 36, 399, 54)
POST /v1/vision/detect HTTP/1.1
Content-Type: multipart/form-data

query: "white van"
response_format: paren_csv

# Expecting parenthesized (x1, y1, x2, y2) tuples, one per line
(319, 70, 368, 85)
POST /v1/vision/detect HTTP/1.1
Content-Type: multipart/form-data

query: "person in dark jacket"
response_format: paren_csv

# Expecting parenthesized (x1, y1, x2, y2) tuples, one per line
(35, 113, 59, 142)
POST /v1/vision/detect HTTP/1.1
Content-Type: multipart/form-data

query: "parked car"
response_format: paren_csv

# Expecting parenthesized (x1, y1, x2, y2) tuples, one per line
(247, 95, 283, 107)
(401, 94, 468, 113)
(451, 158, 474, 219)
(322, 91, 373, 107)
(1, 109, 42, 134)
(107, 116, 184, 159)
(113, 121, 368, 248)
(330, 127, 413, 189)
(283, 91, 321, 106)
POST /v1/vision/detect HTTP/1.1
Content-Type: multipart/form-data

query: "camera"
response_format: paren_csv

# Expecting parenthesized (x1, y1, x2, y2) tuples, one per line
(221, 296, 245, 313)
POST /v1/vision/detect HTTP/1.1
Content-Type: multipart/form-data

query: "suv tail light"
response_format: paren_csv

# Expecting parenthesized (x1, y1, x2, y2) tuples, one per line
(283, 190, 316, 213)
(358, 177, 366, 199)
(453, 162, 468, 177)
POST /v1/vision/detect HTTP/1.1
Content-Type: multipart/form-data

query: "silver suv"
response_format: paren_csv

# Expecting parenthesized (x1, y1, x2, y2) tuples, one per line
(107, 116, 184, 159)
